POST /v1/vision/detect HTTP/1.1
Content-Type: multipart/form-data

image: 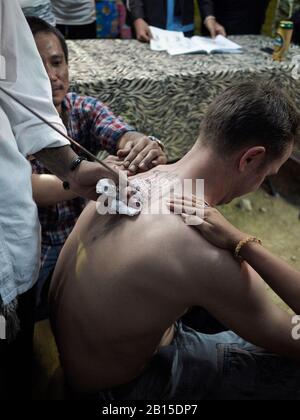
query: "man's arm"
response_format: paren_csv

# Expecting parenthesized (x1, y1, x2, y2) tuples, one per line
(127, 0, 145, 21)
(198, 0, 215, 20)
(31, 154, 126, 206)
(171, 201, 300, 317)
(239, 243, 300, 317)
(34, 146, 78, 181)
(32, 174, 78, 206)
(34, 146, 119, 201)
(197, 0, 226, 37)
(126, 0, 152, 42)
(185, 240, 300, 362)
(75, 94, 167, 173)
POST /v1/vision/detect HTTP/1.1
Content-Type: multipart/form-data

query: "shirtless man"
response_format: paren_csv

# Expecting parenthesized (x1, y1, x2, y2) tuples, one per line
(50, 81, 300, 400)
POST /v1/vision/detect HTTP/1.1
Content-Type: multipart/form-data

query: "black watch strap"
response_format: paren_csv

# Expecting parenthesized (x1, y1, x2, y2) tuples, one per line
(70, 156, 87, 172)
(63, 156, 88, 190)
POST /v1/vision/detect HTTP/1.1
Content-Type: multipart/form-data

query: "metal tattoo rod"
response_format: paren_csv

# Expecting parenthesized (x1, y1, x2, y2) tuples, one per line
(0, 85, 120, 178)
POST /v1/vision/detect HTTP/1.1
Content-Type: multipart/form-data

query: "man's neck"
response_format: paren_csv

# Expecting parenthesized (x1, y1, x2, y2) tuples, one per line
(56, 103, 69, 128)
(171, 143, 229, 206)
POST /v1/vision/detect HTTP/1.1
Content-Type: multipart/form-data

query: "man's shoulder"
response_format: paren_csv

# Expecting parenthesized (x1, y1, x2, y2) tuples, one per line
(64, 92, 101, 110)
(160, 212, 240, 267)
(138, 212, 225, 267)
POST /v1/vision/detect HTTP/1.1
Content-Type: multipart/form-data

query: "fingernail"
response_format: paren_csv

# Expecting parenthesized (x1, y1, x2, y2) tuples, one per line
(139, 163, 146, 169)
(124, 161, 130, 168)
(129, 165, 136, 172)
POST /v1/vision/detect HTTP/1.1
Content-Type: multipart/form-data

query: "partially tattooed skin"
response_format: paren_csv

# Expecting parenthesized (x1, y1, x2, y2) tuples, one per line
(131, 169, 181, 213)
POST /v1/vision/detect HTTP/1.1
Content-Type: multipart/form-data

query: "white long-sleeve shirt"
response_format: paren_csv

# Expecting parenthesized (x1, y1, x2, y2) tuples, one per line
(0, 0, 69, 305)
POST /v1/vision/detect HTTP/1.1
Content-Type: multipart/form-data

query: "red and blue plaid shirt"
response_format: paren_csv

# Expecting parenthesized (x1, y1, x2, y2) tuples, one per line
(31, 92, 135, 262)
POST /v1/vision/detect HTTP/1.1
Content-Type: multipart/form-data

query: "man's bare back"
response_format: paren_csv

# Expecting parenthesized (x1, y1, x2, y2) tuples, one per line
(49, 166, 223, 392)
(50, 165, 299, 395)
(46, 80, 300, 400)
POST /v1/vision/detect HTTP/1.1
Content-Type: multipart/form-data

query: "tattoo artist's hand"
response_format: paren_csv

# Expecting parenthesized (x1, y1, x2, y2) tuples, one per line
(67, 160, 127, 201)
(102, 154, 142, 177)
(167, 195, 246, 251)
(134, 18, 152, 43)
(205, 16, 226, 38)
(103, 155, 128, 173)
(35, 145, 137, 201)
(99, 155, 139, 200)
(117, 132, 167, 174)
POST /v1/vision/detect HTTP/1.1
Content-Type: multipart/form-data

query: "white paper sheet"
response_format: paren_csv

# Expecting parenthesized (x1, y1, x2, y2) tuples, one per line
(149, 26, 242, 56)
(150, 26, 186, 52)
(168, 35, 243, 55)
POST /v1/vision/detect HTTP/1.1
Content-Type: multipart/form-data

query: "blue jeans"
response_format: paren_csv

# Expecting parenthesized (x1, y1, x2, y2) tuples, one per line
(98, 322, 300, 400)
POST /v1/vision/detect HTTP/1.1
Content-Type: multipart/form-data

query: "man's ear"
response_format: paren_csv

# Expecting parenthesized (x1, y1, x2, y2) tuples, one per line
(238, 147, 266, 172)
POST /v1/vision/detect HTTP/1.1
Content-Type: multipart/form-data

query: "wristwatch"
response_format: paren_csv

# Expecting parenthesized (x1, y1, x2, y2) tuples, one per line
(70, 156, 87, 171)
(63, 156, 88, 190)
(148, 136, 165, 152)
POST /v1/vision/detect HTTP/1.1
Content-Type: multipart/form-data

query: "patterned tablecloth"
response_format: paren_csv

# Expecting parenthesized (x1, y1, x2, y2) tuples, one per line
(68, 36, 300, 161)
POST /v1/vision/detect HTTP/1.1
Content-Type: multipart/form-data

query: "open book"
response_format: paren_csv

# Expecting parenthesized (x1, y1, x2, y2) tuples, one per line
(150, 26, 242, 56)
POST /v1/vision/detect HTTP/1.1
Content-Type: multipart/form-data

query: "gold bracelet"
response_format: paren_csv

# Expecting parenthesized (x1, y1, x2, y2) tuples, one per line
(234, 236, 262, 262)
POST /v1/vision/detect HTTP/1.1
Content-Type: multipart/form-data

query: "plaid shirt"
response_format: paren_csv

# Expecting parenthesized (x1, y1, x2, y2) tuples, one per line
(31, 92, 135, 263)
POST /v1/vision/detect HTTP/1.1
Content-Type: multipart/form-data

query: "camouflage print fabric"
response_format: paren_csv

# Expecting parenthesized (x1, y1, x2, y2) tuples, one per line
(68, 36, 300, 161)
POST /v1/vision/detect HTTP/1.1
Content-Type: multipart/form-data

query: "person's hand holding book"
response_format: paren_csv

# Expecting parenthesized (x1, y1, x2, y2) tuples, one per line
(204, 16, 226, 38)
(134, 18, 152, 42)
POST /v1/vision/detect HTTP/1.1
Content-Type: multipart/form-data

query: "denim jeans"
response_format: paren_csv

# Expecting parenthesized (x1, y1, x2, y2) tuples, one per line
(98, 322, 300, 401)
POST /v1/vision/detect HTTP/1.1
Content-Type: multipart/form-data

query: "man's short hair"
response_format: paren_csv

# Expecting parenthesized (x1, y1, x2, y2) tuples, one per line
(200, 80, 300, 159)
(26, 16, 69, 63)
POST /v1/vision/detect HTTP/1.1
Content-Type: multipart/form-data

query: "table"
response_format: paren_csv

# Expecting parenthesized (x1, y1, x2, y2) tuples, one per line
(68, 36, 300, 161)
